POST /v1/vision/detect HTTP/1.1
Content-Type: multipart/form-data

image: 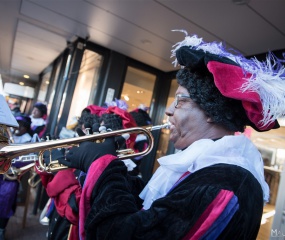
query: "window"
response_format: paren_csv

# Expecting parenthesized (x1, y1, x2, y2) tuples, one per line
(37, 70, 51, 102)
(66, 49, 103, 126)
(153, 79, 179, 172)
(120, 66, 156, 111)
(47, 58, 62, 115)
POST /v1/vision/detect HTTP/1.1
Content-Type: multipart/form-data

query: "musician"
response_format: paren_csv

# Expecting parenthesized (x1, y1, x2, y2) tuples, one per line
(0, 115, 33, 240)
(129, 105, 152, 177)
(36, 106, 103, 240)
(58, 32, 285, 239)
(36, 104, 137, 240)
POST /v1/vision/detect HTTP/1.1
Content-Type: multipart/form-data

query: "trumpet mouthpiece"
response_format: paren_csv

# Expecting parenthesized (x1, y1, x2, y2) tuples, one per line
(149, 122, 171, 131)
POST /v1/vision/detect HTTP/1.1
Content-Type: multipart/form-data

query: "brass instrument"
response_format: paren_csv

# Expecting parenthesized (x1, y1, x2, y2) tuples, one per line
(0, 123, 170, 174)
(28, 167, 42, 188)
(3, 154, 39, 181)
(4, 162, 35, 181)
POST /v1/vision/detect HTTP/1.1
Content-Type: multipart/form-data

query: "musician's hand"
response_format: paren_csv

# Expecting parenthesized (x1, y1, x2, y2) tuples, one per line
(77, 123, 127, 150)
(58, 137, 117, 173)
(43, 148, 66, 166)
(76, 123, 100, 136)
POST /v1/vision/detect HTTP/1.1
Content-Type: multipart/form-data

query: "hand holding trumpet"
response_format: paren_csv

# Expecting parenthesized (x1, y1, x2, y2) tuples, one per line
(1, 122, 169, 174)
(57, 123, 126, 173)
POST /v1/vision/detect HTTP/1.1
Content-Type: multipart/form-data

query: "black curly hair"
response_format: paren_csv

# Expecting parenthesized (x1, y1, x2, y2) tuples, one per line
(78, 107, 125, 132)
(78, 111, 101, 129)
(129, 109, 152, 127)
(100, 113, 123, 130)
(176, 68, 251, 132)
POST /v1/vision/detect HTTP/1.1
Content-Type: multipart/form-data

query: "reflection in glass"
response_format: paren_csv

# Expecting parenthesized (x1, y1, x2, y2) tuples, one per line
(153, 79, 178, 173)
(120, 66, 156, 111)
(47, 58, 62, 115)
(37, 71, 51, 102)
(66, 50, 103, 126)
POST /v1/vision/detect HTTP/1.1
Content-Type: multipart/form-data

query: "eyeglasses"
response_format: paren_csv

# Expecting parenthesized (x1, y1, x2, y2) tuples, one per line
(174, 94, 191, 108)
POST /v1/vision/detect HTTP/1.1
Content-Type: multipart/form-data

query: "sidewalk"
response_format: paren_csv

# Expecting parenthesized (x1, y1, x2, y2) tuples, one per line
(5, 185, 48, 240)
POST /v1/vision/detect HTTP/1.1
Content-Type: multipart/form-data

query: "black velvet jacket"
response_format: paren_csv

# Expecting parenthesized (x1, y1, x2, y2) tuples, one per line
(84, 161, 263, 240)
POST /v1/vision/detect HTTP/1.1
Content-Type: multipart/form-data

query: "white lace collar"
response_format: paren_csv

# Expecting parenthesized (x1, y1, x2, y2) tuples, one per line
(30, 116, 46, 127)
(139, 135, 269, 210)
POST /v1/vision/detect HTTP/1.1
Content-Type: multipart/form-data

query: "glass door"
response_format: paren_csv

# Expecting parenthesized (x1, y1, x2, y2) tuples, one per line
(37, 70, 51, 103)
(65, 49, 103, 127)
(120, 66, 156, 111)
(153, 79, 178, 173)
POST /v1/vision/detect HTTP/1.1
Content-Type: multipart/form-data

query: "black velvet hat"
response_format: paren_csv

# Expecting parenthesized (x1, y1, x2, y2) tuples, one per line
(34, 102, 47, 116)
(171, 30, 285, 132)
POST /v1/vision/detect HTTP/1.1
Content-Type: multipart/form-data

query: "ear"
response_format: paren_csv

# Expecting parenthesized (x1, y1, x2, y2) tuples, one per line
(207, 117, 214, 123)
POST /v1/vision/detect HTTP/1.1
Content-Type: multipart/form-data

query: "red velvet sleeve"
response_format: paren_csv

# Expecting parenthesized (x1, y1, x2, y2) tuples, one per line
(46, 169, 82, 225)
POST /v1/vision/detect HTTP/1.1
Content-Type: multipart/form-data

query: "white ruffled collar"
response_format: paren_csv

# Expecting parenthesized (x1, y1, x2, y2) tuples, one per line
(13, 133, 32, 144)
(30, 116, 46, 127)
(139, 135, 269, 210)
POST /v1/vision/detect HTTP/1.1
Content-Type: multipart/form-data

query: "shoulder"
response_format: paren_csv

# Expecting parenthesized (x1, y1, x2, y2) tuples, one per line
(31, 117, 46, 126)
(22, 133, 32, 142)
(172, 164, 263, 209)
(187, 164, 260, 187)
(170, 164, 263, 200)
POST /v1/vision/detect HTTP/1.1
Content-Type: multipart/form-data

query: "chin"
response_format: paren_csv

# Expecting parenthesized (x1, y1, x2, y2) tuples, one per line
(170, 135, 180, 148)
(172, 140, 181, 150)
(174, 144, 183, 150)
(173, 139, 189, 150)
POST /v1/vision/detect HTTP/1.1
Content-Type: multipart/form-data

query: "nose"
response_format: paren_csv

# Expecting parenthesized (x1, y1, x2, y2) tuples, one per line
(165, 101, 175, 117)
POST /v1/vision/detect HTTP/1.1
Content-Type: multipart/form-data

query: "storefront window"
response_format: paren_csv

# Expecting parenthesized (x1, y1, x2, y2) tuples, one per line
(153, 79, 178, 172)
(37, 70, 51, 102)
(47, 59, 62, 114)
(66, 49, 103, 126)
(163, 79, 178, 124)
(120, 66, 156, 111)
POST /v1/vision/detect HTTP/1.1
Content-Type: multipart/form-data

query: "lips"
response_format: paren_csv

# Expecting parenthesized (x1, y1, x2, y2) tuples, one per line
(169, 122, 175, 131)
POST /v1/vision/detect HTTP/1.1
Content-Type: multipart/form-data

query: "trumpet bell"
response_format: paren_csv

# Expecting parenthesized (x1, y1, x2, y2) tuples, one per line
(0, 124, 14, 174)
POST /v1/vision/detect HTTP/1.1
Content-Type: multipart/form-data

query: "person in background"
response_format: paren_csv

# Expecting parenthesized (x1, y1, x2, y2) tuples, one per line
(30, 102, 48, 138)
(129, 104, 152, 177)
(77, 105, 104, 134)
(0, 115, 33, 240)
(37, 106, 103, 240)
(36, 103, 137, 240)
(35, 106, 101, 240)
(103, 98, 129, 111)
(11, 115, 33, 143)
(58, 32, 285, 239)
(8, 99, 22, 117)
(129, 104, 152, 127)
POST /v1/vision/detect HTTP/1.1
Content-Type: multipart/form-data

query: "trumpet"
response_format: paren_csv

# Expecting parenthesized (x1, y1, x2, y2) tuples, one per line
(3, 162, 36, 181)
(28, 167, 42, 188)
(3, 154, 39, 181)
(0, 123, 170, 173)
